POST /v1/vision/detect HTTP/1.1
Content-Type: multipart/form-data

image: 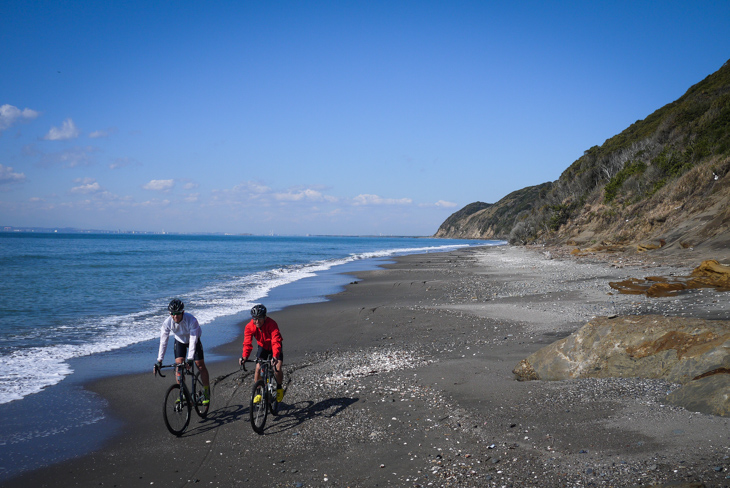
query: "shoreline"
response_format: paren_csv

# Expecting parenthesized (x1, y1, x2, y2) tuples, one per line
(4, 245, 730, 487)
(0, 251, 426, 481)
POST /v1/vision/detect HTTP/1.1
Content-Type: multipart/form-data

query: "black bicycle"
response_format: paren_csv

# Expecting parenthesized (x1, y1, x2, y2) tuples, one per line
(242, 357, 280, 434)
(154, 361, 209, 436)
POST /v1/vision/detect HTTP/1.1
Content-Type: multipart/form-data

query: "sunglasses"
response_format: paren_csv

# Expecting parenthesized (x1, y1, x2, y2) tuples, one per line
(170, 312, 183, 316)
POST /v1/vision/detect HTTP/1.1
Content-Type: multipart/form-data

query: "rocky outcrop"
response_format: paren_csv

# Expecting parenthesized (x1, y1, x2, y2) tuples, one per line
(513, 315, 730, 416)
(608, 259, 730, 297)
(434, 183, 552, 240)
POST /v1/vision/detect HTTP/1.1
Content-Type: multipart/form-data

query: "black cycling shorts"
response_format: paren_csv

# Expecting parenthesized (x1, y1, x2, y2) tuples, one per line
(174, 339, 205, 361)
(257, 344, 283, 362)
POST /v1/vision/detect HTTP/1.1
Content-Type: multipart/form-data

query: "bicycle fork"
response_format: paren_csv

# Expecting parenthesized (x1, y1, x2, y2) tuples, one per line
(267, 374, 277, 403)
(177, 384, 187, 411)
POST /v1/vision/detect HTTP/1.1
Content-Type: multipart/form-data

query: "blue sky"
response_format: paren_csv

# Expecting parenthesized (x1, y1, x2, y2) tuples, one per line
(1, 1, 728, 235)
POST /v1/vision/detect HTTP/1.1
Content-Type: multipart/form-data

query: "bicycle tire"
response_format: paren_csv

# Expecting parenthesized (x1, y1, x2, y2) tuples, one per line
(268, 379, 279, 416)
(163, 383, 191, 436)
(193, 373, 209, 418)
(264, 362, 280, 416)
(250, 379, 267, 435)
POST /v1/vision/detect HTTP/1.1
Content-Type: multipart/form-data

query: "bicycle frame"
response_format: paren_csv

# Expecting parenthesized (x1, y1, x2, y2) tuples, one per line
(260, 360, 278, 411)
(242, 357, 280, 434)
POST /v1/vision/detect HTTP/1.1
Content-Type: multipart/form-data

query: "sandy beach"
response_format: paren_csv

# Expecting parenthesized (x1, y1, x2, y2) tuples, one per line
(4, 245, 729, 488)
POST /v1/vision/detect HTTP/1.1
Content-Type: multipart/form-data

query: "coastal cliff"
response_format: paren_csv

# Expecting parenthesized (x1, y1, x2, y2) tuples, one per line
(436, 59, 730, 255)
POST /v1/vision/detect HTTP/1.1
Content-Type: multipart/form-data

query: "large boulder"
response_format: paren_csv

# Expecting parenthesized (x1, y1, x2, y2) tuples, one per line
(666, 374, 730, 416)
(513, 315, 730, 416)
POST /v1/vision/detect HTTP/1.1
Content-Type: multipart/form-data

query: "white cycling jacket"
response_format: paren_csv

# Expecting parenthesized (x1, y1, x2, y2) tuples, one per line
(157, 312, 201, 362)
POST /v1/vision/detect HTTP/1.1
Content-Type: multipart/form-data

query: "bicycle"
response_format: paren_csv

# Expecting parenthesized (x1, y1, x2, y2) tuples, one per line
(154, 361, 209, 436)
(241, 357, 280, 434)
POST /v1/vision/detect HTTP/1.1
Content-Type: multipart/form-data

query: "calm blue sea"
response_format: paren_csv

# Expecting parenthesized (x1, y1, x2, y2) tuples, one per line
(0, 233, 501, 479)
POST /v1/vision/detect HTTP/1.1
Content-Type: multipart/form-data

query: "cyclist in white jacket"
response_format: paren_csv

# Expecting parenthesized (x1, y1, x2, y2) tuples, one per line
(155, 298, 210, 405)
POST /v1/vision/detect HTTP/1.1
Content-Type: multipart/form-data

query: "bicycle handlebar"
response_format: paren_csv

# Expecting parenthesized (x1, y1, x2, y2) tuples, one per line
(239, 357, 280, 373)
(240, 358, 252, 372)
(154, 362, 193, 378)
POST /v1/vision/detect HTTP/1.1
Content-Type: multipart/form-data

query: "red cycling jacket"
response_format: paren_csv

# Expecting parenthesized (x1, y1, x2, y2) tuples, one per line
(242, 317, 283, 360)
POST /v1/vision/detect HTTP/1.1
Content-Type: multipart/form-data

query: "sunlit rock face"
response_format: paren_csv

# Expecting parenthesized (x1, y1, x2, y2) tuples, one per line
(608, 260, 730, 297)
(513, 315, 730, 416)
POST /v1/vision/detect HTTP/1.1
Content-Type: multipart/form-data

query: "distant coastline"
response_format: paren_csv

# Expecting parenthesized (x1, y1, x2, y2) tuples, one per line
(1, 226, 440, 238)
(2, 226, 171, 235)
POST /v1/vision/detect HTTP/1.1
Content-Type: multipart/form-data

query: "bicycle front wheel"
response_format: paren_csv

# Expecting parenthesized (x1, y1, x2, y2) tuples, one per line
(163, 383, 191, 436)
(193, 373, 209, 418)
(250, 380, 267, 435)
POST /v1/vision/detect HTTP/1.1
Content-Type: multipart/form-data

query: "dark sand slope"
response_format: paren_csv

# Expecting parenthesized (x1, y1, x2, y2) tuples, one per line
(4, 246, 729, 487)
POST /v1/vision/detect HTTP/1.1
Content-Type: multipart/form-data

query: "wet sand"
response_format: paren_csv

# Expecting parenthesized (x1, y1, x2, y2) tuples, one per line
(4, 245, 729, 487)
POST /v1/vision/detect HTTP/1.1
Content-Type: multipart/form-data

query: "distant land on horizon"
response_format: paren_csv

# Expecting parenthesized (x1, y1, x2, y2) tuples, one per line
(0, 226, 455, 239)
(1, 225, 215, 235)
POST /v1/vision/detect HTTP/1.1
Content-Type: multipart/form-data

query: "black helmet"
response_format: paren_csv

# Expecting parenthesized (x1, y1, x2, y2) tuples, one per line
(168, 299, 184, 314)
(251, 304, 267, 318)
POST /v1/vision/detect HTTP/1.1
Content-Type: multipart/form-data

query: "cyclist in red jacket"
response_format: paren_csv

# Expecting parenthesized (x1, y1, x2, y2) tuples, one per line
(238, 304, 284, 402)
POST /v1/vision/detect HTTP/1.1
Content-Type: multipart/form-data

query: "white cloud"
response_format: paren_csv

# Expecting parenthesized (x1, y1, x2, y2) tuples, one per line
(352, 194, 412, 206)
(230, 181, 271, 194)
(0, 164, 26, 185)
(183, 182, 199, 190)
(210, 181, 270, 204)
(138, 199, 171, 207)
(109, 157, 136, 169)
(143, 179, 175, 191)
(0, 104, 39, 132)
(37, 146, 98, 167)
(435, 200, 458, 208)
(89, 128, 116, 138)
(211, 182, 342, 209)
(212, 182, 418, 213)
(185, 193, 200, 203)
(71, 178, 102, 194)
(273, 188, 337, 203)
(44, 118, 80, 140)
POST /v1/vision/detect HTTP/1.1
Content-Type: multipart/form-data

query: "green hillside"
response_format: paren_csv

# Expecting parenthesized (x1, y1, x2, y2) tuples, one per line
(436, 59, 730, 252)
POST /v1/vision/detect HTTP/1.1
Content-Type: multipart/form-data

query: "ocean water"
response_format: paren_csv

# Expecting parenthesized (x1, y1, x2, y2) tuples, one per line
(0, 233, 501, 480)
(0, 233, 498, 404)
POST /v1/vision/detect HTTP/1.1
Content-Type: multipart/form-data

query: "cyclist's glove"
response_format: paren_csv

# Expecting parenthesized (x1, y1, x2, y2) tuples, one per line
(186, 359, 194, 367)
(155, 361, 162, 370)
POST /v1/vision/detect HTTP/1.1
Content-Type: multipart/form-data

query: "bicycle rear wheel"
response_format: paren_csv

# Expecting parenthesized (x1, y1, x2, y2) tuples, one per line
(250, 380, 267, 435)
(193, 373, 209, 418)
(163, 383, 191, 436)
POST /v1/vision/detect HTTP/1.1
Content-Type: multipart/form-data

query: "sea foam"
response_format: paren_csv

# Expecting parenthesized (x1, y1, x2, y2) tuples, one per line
(1, 241, 491, 404)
